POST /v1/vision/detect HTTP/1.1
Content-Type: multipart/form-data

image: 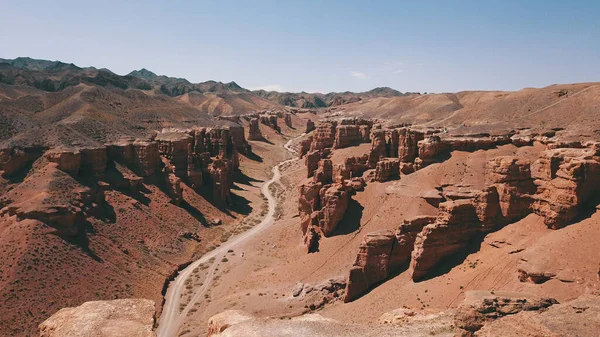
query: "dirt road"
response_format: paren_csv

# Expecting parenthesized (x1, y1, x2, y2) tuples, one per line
(156, 135, 302, 337)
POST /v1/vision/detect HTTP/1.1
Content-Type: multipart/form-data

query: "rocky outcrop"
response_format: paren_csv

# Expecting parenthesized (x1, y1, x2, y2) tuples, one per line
(475, 294, 600, 337)
(79, 147, 107, 177)
(305, 151, 321, 178)
(298, 182, 350, 252)
(305, 119, 316, 133)
(156, 132, 192, 179)
(454, 291, 557, 336)
(398, 128, 424, 163)
(45, 149, 81, 174)
(334, 125, 362, 149)
(531, 148, 600, 228)
(0, 146, 43, 177)
(310, 122, 336, 151)
(374, 158, 400, 182)
(208, 158, 234, 204)
(38, 299, 156, 337)
(370, 129, 387, 161)
(227, 125, 251, 154)
(410, 200, 482, 281)
(207, 310, 254, 337)
(162, 158, 184, 206)
(317, 183, 350, 236)
(333, 155, 372, 182)
(313, 159, 333, 184)
(248, 118, 262, 140)
(298, 136, 312, 158)
(284, 113, 293, 128)
(259, 115, 281, 133)
(392, 216, 437, 269)
(486, 156, 536, 222)
(344, 231, 397, 302)
(344, 216, 436, 302)
(107, 139, 161, 177)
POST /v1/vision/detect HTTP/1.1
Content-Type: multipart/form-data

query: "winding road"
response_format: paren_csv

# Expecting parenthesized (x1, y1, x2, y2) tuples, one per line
(156, 134, 303, 337)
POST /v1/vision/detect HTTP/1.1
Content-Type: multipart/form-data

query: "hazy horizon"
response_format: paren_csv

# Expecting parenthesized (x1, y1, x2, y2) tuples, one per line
(2, 0, 599, 93)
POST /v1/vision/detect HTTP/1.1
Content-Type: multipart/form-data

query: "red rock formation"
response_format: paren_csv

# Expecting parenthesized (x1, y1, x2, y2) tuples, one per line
(305, 151, 321, 178)
(132, 140, 160, 176)
(359, 125, 371, 142)
(317, 183, 349, 236)
(416, 135, 446, 169)
(208, 158, 233, 204)
(107, 139, 160, 177)
(284, 113, 293, 128)
(374, 158, 400, 182)
(313, 159, 333, 185)
(227, 125, 251, 155)
(248, 118, 262, 141)
(344, 231, 396, 302)
(398, 128, 424, 163)
(0, 163, 102, 237)
(334, 155, 372, 182)
(45, 149, 81, 174)
(259, 115, 281, 133)
(370, 129, 387, 161)
(310, 122, 336, 151)
(411, 200, 482, 281)
(334, 125, 362, 149)
(531, 148, 600, 228)
(298, 181, 323, 234)
(0, 147, 43, 177)
(386, 129, 399, 158)
(298, 181, 350, 251)
(305, 119, 316, 133)
(391, 216, 437, 269)
(79, 147, 107, 177)
(298, 136, 312, 158)
(486, 156, 536, 222)
(156, 132, 192, 179)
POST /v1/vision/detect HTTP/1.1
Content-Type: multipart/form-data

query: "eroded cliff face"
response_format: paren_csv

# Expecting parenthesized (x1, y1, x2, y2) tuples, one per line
(340, 130, 600, 301)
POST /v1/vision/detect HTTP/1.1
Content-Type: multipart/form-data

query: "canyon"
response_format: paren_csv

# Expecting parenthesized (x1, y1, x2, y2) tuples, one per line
(1, 58, 600, 337)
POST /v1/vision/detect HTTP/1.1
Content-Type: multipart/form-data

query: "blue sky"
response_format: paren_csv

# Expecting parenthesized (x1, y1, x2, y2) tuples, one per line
(1, 0, 599, 93)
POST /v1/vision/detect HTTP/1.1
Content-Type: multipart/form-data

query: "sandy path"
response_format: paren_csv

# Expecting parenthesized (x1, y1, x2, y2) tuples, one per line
(156, 135, 303, 337)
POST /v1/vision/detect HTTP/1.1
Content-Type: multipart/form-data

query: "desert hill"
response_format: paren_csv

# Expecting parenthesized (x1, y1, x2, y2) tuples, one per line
(252, 86, 414, 108)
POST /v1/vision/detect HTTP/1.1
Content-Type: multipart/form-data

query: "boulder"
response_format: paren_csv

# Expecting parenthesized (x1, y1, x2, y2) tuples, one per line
(38, 299, 156, 337)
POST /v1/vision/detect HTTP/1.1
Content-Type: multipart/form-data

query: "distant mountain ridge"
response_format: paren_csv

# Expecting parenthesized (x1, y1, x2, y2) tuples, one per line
(0, 57, 413, 108)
